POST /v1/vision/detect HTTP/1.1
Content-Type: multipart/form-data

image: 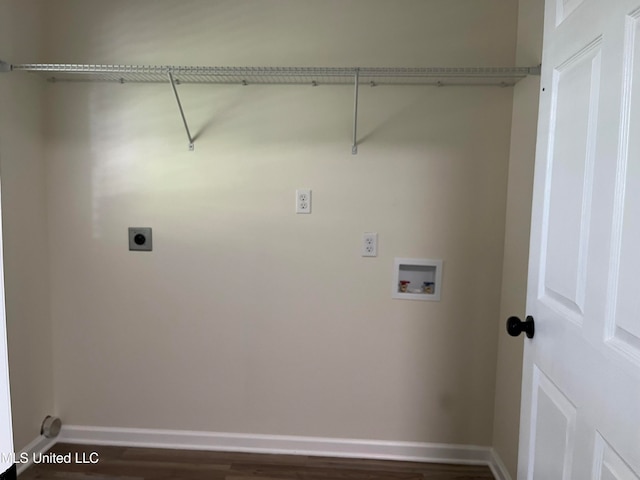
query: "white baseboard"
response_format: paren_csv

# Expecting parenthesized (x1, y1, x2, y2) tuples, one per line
(18, 425, 514, 480)
(58, 425, 503, 473)
(489, 448, 513, 480)
(16, 435, 57, 475)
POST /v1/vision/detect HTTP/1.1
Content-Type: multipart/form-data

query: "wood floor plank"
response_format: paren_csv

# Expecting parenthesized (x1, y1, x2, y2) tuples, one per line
(18, 444, 496, 480)
(231, 462, 423, 479)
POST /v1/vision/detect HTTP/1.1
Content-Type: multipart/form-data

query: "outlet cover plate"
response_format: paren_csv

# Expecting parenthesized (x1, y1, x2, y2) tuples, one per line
(296, 189, 312, 214)
(362, 232, 378, 257)
(129, 227, 152, 251)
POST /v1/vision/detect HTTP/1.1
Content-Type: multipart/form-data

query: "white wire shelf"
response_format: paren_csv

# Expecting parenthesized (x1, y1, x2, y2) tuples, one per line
(2, 62, 540, 152)
(9, 63, 539, 86)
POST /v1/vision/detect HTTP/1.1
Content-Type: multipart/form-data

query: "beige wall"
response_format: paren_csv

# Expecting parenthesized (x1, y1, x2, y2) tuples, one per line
(0, 0, 54, 452)
(492, 0, 544, 477)
(39, 0, 517, 445)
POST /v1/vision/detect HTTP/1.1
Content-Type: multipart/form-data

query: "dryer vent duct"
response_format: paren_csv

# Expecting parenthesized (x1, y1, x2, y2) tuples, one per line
(40, 416, 61, 439)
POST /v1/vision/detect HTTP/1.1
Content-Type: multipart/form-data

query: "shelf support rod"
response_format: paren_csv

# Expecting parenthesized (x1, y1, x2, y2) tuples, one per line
(168, 71, 194, 151)
(352, 68, 360, 155)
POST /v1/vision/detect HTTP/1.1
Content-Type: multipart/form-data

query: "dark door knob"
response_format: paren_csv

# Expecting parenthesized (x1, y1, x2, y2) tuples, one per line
(506, 315, 535, 339)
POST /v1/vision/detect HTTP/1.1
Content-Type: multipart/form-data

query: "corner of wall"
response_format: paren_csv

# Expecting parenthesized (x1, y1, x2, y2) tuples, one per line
(491, 0, 544, 477)
(0, 0, 55, 452)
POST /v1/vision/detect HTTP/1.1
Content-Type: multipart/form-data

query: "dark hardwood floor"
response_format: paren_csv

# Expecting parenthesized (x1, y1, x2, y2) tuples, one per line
(19, 443, 496, 479)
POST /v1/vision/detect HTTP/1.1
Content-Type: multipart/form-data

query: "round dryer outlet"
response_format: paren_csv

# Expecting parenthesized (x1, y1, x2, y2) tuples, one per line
(40, 415, 62, 438)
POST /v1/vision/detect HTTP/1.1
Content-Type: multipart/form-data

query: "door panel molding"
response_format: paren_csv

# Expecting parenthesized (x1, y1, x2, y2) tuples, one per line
(605, 7, 640, 367)
(557, 0, 586, 26)
(539, 37, 602, 326)
(528, 366, 577, 480)
(592, 432, 639, 480)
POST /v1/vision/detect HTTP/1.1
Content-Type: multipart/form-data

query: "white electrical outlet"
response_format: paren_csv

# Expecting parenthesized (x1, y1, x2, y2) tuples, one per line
(296, 189, 312, 214)
(362, 232, 378, 257)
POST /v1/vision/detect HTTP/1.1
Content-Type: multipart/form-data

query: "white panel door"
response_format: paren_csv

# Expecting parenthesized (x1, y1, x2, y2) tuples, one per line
(519, 0, 640, 478)
(0, 185, 15, 473)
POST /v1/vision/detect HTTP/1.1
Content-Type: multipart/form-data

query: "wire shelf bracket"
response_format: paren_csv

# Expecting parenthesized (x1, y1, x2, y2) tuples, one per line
(352, 68, 360, 155)
(168, 71, 195, 151)
(2, 62, 542, 153)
